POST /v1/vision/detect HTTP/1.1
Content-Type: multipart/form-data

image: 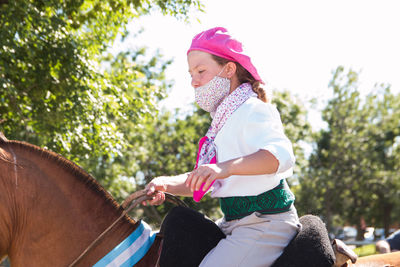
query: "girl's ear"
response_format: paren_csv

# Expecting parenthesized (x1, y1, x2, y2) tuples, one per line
(225, 62, 237, 78)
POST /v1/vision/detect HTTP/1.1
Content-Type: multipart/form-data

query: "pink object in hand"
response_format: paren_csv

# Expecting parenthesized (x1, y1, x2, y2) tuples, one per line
(193, 136, 216, 202)
(193, 180, 215, 202)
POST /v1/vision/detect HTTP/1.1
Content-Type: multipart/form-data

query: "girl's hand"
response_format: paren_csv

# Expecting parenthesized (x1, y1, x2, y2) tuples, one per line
(142, 176, 168, 206)
(186, 163, 230, 192)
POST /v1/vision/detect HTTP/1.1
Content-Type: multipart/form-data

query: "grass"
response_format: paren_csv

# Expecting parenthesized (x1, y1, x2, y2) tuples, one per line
(353, 244, 376, 257)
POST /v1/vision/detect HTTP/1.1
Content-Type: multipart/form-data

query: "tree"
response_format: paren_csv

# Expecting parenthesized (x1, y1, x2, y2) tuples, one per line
(299, 66, 400, 237)
(0, 0, 202, 181)
(363, 86, 400, 236)
(272, 90, 312, 184)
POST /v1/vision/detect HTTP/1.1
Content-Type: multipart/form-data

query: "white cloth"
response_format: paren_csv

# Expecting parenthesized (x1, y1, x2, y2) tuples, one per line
(197, 82, 256, 168)
(211, 97, 295, 197)
(199, 208, 301, 267)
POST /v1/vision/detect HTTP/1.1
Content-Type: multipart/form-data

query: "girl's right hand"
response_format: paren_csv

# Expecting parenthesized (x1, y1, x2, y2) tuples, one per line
(142, 176, 168, 206)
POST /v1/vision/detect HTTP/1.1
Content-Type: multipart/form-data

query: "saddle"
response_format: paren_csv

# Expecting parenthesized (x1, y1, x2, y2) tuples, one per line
(159, 207, 357, 267)
(271, 215, 356, 267)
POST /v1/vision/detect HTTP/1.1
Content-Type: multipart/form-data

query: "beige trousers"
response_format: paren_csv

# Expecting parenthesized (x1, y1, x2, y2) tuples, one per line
(199, 208, 301, 267)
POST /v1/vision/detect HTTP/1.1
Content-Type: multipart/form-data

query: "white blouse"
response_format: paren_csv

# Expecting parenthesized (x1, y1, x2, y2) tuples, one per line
(211, 97, 295, 197)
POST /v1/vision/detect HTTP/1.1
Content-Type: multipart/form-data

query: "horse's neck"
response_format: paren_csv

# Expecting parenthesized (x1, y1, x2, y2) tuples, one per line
(6, 145, 137, 267)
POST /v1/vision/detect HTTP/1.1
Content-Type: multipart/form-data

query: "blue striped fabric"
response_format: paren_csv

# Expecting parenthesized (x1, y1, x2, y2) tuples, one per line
(93, 221, 156, 267)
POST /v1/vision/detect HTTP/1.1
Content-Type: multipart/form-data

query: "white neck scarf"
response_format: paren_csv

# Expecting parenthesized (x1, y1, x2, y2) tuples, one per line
(196, 83, 257, 167)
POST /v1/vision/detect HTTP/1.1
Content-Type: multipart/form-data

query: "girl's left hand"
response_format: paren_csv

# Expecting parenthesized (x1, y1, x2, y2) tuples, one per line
(186, 163, 230, 192)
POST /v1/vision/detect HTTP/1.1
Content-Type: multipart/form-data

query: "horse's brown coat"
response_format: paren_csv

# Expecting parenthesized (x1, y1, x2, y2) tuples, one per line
(346, 251, 400, 266)
(0, 139, 159, 266)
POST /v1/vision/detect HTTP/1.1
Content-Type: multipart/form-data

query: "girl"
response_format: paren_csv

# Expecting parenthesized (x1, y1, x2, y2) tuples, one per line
(144, 27, 301, 267)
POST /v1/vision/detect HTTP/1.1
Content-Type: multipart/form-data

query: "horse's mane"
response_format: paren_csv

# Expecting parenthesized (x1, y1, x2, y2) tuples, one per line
(0, 136, 122, 211)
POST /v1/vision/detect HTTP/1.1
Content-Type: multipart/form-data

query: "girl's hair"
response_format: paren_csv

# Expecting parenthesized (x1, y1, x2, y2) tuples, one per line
(211, 55, 268, 103)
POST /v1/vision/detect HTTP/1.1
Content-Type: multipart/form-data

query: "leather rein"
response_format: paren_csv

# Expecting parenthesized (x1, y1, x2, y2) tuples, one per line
(68, 190, 187, 267)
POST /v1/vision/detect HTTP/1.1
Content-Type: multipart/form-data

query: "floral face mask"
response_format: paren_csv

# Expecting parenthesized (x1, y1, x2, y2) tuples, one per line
(194, 67, 230, 113)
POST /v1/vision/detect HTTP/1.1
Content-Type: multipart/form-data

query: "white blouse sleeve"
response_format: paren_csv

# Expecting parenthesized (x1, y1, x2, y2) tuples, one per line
(243, 101, 296, 175)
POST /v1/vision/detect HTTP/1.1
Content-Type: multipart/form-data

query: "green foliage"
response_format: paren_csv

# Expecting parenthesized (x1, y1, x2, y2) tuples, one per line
(298, 66, 400, 237)
(272, 91, 312, 182)
(0, 0, 201, 179)
(353, 244, 376, 257)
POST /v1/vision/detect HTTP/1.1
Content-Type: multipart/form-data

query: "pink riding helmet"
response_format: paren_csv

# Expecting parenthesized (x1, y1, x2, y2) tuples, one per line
(187, 27, 263, 83)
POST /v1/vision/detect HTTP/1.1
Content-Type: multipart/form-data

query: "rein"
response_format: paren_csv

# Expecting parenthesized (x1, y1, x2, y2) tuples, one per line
(69, 189, 187, 267)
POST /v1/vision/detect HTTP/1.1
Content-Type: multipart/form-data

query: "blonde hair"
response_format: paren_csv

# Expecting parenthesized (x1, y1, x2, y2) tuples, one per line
(211, 55, 268, 103)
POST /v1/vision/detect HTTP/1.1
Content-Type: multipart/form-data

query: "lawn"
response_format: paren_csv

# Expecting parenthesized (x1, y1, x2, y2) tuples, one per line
(353, 244, 376, 257)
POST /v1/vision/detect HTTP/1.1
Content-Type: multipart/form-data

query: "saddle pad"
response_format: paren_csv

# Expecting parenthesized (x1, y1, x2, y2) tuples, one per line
(93, 220, 156, 267)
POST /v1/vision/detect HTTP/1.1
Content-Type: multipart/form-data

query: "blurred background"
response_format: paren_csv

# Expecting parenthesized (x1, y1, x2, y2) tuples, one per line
(1, 0, 399, 263)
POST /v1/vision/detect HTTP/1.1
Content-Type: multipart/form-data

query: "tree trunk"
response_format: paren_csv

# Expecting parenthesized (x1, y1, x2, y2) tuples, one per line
(383, 203, 393, 237)
(324, 191, 333, 236)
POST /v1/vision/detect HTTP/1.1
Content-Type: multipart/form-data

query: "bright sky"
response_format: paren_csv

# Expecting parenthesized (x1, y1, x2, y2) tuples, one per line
(112, 0, 400, 129)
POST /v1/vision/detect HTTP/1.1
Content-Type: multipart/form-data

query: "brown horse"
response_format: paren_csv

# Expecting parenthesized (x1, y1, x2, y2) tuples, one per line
(0, 135, 161, 266)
